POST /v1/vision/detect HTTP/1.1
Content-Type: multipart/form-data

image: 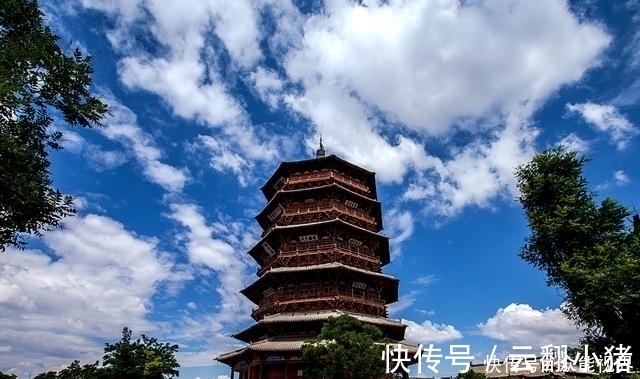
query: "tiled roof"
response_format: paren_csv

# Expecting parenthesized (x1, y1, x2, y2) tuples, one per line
(258, 310, 406, 328)
(263, 262, 398, 280)
(260, 218, 389, 240)
(261, 182, 381, 211)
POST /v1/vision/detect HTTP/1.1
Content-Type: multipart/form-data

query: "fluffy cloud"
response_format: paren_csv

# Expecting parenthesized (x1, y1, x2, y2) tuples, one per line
(61, 131, 127, 171)
(70, 0, 612, 216)
(99, 100, 190, 193)
(558, 132, 590, 153)
(283, 0, 609, 214)
(0, 214, 184, 376)
(477, 303, 583, 348)
(402, 319, 463, 344)
(613, 170, 630, 186)
(385, 208, 415, 259)
(166, 203, 256, 357)
(566, 102, 639, 150)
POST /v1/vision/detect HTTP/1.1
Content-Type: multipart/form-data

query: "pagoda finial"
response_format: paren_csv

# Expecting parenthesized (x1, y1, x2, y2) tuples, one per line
(315, 135, 325, 158)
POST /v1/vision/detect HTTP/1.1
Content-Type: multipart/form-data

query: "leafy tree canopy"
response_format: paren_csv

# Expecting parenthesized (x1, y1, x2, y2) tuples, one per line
(33, 361, 102, 379)
(515, 147, 640, 365)
(301, 314, 392, 379)
(102, 327, 180, 379)
(0, 0, 108, 251)
(19, 328, 179, 379)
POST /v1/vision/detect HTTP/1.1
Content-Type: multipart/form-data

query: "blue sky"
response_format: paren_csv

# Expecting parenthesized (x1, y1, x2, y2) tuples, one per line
(1, 0, 640, 377)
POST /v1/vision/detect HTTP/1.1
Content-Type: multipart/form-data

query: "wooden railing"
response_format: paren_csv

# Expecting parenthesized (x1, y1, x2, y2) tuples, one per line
(258, 240, 379, 275)
(252, 293, 385, 319)
(285, 170, 371, 195)
(263, 198, 377, 235)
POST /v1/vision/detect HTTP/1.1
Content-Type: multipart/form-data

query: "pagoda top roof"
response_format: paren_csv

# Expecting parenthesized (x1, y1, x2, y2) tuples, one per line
(261, 154, 377, 200)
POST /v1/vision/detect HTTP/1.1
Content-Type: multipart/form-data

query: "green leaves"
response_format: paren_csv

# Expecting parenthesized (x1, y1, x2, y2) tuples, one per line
(515, 146, 640, 366)
(301, 314, 390, 379)
(0, 0, 108, 251)
(102, 327, 180, 379)
(20, 328, 180, 379)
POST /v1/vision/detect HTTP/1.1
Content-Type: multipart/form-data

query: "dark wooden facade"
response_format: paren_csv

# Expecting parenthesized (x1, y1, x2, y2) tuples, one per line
(217, 148, 412, 379)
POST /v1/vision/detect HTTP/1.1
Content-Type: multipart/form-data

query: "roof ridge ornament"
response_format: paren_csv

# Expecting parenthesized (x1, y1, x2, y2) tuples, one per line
(315, 135, 325, 158)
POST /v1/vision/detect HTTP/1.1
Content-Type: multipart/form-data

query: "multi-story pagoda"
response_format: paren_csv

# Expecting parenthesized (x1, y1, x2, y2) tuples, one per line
(217, 141, 412, 379)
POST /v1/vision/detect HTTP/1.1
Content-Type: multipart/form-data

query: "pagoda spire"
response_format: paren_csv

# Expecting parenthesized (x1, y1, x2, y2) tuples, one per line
(315, 136, 326, 158)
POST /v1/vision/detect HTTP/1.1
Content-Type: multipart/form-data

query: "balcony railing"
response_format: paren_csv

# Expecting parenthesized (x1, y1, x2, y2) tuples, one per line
(251, 293, 385, 319)
(258, 240, 380, 275)
(263, 199, 377, 235)
(284, 170, 371, 195)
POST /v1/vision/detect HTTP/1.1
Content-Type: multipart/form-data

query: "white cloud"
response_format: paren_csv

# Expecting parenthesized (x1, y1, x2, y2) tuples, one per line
(402, 319, 463, 344)
(249, 66, 285, 108)
(285, 0, 608, 133)
(76, 0, 613, 216)
(0, 214, 184, 376)
(597, 169, 631, 190)
(415, 275, 439, 286)
(80, 0, 284, 182)
(404, 119, 539, 217)
(558, 132, 589, 153)
(388, 291, 419, 316)
(166, 203, 256, 357)
(99, 100, 190, 193)
(477, 303, 583, 348)
(61, 131, 127, 171)
(283, 0, 607, 214)
(613, 170, 630, 186)
(566, 102, 639, 150)
(385, 208, 415, 259)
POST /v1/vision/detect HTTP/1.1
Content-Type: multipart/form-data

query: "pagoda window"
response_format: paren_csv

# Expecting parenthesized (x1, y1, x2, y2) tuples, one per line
(305, 198, 315, 203)
(267, 204, 284, 221)
(345, 199, 359, 208)
(348, 238, 363, 247)
(262, 242, 276, 257)
(263, 287, 275, 298)
(352, 281, 367, 290)
(324, 287, 334, 294)
(274, 177, 286, 190)
(299, 234, 318, 242)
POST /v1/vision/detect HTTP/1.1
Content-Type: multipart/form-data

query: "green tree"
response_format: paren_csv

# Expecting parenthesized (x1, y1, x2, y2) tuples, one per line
(301, 314, 392, 379)
(33, 361, 104, 379)
(515, 147, 640, 366)
(102, 327, 179, 379)
(0, 0, 108, 251)
(0, 372, 17, 379)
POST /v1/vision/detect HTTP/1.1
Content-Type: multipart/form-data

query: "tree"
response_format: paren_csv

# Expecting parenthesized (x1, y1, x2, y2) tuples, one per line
(515, 147, 640, 366)
(301, 314, 392, 379)
(102, 327, 180, 379)
(0, 0, 108, 251)
(33, 361, 103, 379)
(0, 373, 17, 379)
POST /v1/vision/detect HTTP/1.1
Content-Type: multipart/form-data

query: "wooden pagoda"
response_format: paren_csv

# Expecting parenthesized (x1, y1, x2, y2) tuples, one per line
(216, 141, 413, 379)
